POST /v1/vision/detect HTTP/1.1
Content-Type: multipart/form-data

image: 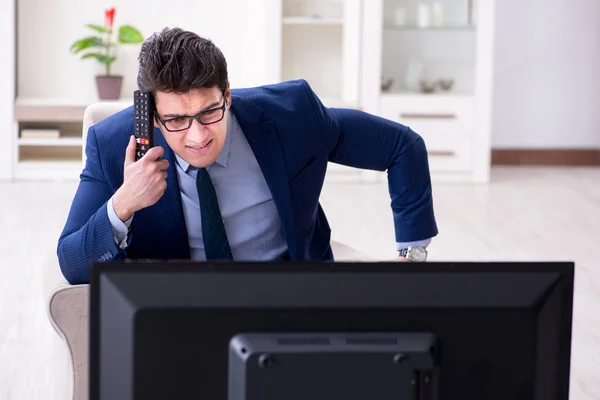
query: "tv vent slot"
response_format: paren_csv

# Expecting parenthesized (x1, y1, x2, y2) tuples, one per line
(277, 337, 331, 346)
(345, 337, 399, 346)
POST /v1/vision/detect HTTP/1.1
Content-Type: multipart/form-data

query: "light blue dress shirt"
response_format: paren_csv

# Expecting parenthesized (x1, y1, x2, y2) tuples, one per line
(107, 110, 288, 261)
(107, 110, 431, 259)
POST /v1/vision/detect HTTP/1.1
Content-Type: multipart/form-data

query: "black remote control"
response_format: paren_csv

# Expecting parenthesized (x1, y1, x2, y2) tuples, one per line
(133, 90, 155, 161)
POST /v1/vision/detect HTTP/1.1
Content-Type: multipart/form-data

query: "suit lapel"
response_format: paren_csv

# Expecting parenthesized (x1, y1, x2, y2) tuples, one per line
(153, 126, 191, 258)
(231, 97, 297, 257)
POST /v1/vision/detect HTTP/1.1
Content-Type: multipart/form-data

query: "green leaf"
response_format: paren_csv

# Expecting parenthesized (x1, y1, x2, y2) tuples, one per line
(118, 25, 144, 44)
(70, 36, 105, 53)
(86, 24, 109, 34)
(80, 52, 116, 65)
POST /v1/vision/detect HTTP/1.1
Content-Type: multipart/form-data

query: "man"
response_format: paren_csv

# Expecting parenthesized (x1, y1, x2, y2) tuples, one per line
(57, 27, 438, 285)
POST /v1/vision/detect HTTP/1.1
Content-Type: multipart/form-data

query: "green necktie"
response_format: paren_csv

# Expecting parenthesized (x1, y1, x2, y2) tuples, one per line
(196, 168, 233, 260)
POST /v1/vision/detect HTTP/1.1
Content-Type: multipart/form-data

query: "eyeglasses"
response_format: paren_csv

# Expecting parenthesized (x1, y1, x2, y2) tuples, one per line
(156, 96, 227, 132)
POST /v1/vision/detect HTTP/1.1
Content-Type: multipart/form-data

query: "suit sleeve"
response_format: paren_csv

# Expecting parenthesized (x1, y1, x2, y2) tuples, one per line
(301, 81, 438, 243)
(57, 125, 126, 284)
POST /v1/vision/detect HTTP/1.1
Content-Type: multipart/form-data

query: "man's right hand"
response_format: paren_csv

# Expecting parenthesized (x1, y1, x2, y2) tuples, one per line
(112, 135, 169, 222)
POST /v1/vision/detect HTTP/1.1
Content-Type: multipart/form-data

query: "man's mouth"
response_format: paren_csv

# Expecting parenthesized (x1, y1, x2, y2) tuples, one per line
(186, 139, 213, 149)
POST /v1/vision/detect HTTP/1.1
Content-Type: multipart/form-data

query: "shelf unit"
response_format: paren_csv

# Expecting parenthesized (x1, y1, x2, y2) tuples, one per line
(361, 0, 495, 183)
(266, 0, 364, 180)
(12, 98, 129, 181)
(274, 0, 361, 108)
(13, 98, 85, 180)
(267, 0, 494, 183)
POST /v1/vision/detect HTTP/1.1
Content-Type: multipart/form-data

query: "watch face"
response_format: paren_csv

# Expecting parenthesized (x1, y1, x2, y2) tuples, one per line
(408, 247, 427, 261)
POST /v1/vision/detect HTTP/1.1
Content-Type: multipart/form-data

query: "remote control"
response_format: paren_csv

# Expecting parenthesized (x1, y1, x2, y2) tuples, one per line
(133, 90, 155, 161)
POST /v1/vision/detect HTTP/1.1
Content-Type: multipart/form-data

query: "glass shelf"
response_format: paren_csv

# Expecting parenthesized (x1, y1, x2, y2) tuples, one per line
(283, 17, 343, 25)
(381, 90, 474, 98)
(384, 24, 476, 32)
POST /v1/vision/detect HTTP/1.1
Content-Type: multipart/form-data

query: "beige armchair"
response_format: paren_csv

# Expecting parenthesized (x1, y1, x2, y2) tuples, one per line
(46, 101, 374, 400)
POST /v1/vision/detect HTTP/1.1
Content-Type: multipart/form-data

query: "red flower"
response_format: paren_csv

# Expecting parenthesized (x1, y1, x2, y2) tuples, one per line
(104, 7, 116, 29)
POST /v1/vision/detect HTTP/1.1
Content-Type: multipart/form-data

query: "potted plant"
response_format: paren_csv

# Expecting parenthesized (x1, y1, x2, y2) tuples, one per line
(70, 7, 144, 100)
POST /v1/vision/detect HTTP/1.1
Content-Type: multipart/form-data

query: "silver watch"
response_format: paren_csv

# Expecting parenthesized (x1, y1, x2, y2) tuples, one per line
(399, 246, 428, 262)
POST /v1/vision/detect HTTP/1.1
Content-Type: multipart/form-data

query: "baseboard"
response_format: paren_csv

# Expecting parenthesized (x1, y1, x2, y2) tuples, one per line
(491, 149, 600, 166)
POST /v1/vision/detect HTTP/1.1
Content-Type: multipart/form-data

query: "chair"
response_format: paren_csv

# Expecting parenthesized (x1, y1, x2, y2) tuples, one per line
(46, 102, 374, 400)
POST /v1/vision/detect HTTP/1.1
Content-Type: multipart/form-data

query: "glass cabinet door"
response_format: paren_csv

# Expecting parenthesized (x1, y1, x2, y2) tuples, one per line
(380, 0, 477, 95)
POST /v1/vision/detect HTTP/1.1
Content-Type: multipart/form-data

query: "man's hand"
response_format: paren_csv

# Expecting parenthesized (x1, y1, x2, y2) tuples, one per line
(112, 135, 169, 222)
(396, 256, 411, 262)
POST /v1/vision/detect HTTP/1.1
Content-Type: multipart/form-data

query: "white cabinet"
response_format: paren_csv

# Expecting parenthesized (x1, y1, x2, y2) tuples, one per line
(266, 0, 494, 183)
(360, 0, 495, 183)
(380, 94, 475, 172)
(266, 0, 362, 109)
(266, 0, 365, 181)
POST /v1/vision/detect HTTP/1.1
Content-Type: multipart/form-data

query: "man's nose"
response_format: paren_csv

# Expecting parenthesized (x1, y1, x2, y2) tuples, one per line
(185, 118, 208, 142)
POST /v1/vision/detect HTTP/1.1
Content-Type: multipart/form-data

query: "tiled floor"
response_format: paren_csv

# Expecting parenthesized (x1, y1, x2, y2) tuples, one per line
(1, 166, 599, 399)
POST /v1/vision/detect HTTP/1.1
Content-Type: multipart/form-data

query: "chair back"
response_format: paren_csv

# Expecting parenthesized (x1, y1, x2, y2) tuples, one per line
(82, 102, 131, 164)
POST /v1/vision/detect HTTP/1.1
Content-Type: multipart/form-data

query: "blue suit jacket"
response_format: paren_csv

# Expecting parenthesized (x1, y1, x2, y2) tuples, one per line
(57, 80, 438, 284)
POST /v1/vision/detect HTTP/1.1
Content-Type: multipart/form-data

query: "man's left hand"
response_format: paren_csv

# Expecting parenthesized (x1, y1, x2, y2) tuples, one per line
(396, 256, 411, 262)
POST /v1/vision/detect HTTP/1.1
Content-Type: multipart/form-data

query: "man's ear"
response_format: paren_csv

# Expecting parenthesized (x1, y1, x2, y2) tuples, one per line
(225, 81, 232, 107)
(152, 92, 160, 128)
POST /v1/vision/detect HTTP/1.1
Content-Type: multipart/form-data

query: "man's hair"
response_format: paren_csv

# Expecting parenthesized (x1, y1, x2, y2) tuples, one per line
(137, 27, 228, 94)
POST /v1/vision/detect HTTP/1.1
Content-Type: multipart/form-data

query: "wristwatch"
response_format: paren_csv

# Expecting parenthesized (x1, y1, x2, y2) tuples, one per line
(399, 246, 428, 262)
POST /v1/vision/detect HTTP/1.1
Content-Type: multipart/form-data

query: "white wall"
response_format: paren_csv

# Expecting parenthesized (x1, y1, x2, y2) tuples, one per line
(492, 0, 600, 148)
(17, 0, 271, 100)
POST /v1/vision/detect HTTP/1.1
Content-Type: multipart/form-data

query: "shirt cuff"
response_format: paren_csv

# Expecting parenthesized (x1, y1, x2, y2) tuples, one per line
(107, 196, 133, 250)
(396, 238, 432, 251)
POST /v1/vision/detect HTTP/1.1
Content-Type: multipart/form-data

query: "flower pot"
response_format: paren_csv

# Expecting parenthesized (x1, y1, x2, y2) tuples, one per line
(95, 75, 123, 100)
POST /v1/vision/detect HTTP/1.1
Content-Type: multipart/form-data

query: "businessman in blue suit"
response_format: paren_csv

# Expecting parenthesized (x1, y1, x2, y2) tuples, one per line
(57, 27, 438, 284)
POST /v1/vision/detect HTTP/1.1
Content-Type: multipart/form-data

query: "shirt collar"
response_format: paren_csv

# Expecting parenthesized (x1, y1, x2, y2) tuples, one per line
(174, 109, 234, 172)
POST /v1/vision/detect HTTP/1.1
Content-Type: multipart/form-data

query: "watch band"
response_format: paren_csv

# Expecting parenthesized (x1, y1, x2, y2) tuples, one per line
(399, 246, 428, 262)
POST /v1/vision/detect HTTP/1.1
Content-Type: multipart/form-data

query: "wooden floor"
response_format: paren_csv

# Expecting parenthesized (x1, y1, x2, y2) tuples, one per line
(1, 166, 599, 399)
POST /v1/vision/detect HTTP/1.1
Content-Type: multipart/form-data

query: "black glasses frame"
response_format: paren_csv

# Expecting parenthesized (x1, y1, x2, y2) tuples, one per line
(156, 95, 227, 132)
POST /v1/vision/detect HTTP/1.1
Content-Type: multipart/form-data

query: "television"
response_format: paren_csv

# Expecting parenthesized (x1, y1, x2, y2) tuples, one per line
(90, 261, 574, 400)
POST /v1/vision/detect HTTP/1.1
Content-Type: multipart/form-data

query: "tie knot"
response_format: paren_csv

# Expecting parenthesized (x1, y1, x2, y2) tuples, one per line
(196, 167, 210, 183)
(196, 168, 216, 194)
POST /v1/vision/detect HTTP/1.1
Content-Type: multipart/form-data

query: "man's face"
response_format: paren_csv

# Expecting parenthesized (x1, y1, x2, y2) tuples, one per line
(154, 85, 231, 168)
